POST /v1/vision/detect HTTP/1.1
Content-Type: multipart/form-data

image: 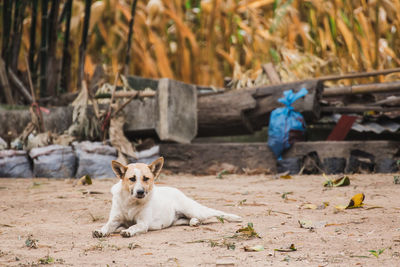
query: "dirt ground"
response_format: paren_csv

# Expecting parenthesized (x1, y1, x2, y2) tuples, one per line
(0, 173, 400, 266)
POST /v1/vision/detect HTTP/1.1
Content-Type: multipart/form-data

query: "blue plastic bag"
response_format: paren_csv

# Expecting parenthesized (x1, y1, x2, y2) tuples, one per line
(268, 88, 308, 159)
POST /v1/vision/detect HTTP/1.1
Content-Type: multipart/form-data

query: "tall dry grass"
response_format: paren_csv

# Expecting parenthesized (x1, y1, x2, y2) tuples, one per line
(6, 0, 400, 90)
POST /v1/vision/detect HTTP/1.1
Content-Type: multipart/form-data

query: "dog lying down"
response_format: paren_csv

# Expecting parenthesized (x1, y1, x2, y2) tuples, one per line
(92, 157, 242, 238)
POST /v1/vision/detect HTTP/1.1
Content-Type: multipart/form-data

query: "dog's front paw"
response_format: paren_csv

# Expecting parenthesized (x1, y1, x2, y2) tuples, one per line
(120, 230, 132, 238)
(189, 218, 200, 227)
(92, 229, 108, 238)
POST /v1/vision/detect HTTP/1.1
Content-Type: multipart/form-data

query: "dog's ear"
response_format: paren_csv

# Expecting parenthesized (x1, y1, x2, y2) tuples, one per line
(149, 157, 164, 178)
(111, 160, 127, 179)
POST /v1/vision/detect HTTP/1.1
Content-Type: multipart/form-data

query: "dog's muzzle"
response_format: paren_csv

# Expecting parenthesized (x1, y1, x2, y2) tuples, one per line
(135, 189, 145, 199)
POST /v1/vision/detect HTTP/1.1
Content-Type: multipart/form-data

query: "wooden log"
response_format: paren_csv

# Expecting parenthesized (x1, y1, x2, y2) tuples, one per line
(113, 91, 155, 98)
(317, 67, 400, 82)
(323, 81, 400, 96)
(0, 106, 73, 138)
(321, 105, 400, 113)
(197, 90, 257, 136)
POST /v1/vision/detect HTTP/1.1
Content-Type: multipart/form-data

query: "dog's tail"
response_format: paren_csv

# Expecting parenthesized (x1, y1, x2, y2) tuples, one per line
(180, 195, 242, 223)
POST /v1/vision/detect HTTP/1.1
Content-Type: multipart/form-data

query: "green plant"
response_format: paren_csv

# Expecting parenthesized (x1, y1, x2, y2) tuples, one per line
(369, 248, 385, 258)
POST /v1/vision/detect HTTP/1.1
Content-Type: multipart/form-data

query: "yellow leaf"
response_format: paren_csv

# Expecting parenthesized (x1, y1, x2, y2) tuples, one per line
(334, 205, 347, 211)
(303, 204, 317, 210)
(346, 193, 365, 209)
(280, 175, 292, 179)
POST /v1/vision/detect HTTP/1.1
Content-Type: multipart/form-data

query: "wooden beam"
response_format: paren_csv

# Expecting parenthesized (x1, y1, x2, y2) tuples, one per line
(321, 105, 400, 113)
(323, 81, 400, 96)
(318, 67, 400, 82)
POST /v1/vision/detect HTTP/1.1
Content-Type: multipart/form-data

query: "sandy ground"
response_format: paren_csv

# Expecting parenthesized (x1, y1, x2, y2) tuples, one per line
(0, 173, 400, 266)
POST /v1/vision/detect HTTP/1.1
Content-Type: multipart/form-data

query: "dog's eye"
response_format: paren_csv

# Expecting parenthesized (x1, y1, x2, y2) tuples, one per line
(143, 176, 150, 182)
(129, 176, 136, 182)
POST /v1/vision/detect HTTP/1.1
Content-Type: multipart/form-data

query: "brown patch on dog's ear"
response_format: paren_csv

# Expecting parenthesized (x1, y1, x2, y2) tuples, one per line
(111, 160, 127, 179)
(149, 157, 164, 179)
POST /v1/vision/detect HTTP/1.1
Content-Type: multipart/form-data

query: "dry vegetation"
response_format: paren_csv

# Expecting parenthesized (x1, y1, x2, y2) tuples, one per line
(4, 0, 400, 91)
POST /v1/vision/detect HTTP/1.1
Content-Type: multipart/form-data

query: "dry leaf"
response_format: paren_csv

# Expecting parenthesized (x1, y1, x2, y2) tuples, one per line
(236, 223, 260, 238)
(303, 204, 317, 210)
(298, 220, 326, 229)
(324, 176, 350, 187)
(76, 175, 92, 186)
(244, 245, 264, 252)
(274, 244, 297, 252)
(346, 193, 365, 209)
(334, 205, 347, 211)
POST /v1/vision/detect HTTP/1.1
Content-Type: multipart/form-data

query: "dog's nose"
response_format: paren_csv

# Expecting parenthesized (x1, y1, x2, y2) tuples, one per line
(136, 189, 145, 196)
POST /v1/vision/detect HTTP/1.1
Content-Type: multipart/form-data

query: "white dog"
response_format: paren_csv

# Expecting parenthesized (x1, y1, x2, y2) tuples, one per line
(93, 157, 242, 238)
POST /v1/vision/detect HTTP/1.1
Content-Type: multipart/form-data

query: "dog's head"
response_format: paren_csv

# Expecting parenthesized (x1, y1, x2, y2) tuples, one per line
(111, 157, 164, 200)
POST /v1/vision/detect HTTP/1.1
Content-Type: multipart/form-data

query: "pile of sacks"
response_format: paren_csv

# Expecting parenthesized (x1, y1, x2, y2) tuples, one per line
(0, 141, 160, 179)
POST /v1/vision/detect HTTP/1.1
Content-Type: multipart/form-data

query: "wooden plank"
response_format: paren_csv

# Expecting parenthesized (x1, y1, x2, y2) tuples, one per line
(326, 115, 357, 141)
(262, 63, 281, 85)
(155, 78, 197, 143)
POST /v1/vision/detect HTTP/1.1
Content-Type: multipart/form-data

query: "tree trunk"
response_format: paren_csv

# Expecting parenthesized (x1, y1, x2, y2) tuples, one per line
(1, 0, 12, 65)
(10, 0, 27, 72)
(46, 0, 61, 96)
(77, 0, 91, 90)
(60, 0, 73, 94)
(29, 0, 39, 85)
(39, 0, 49, 98)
